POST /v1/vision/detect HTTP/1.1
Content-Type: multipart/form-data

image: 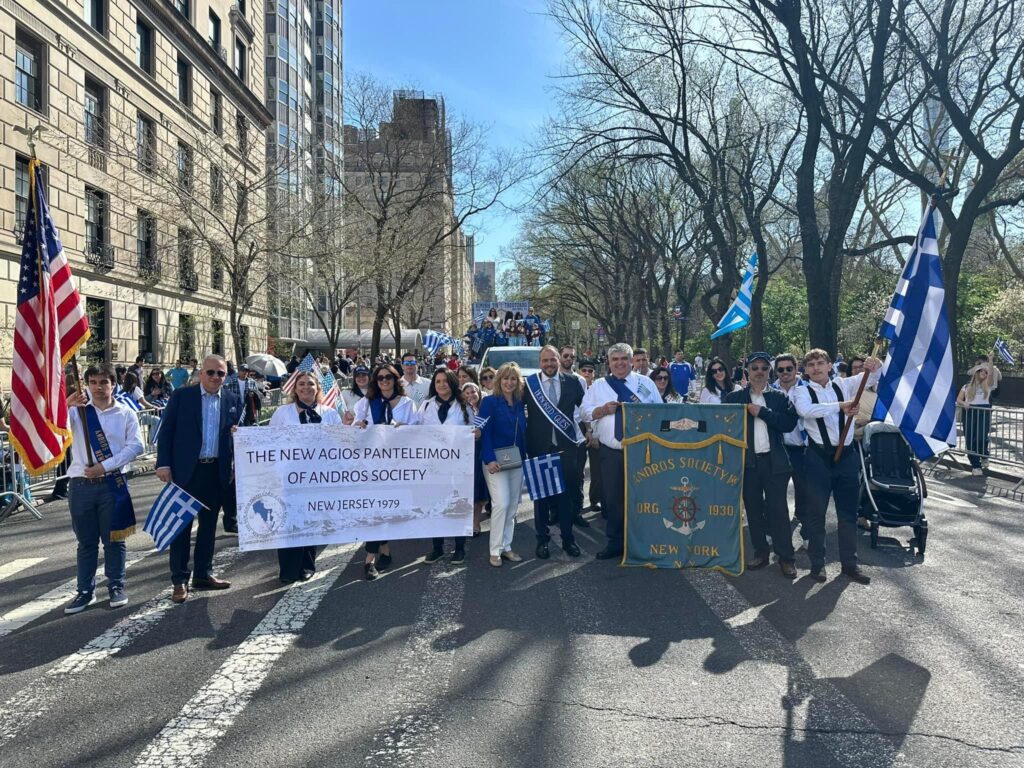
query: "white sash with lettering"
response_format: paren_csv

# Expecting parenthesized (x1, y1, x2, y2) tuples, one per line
(527, 374, 584, 446)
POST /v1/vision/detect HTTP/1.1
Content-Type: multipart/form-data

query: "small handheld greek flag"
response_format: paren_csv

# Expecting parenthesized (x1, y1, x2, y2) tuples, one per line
(472, 414, 489, 429)
(424, 330, 454, 357)
(523, 453, 565, 501)
(114, 391, 143, 411)
(995, 338, 1014, 366)
(143, 483, 207, 551)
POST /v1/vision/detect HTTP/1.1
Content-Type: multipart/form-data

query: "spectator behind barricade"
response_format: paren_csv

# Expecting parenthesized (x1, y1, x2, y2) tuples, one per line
(187, 358, 200, 385)
(114, 365, 128, 392)
(700, 357, 741, 403)
(121, 372, 157, 410)
(694, 353, 704, 376)
(0, 378, 35, 505)
(286, 355, 300, 374)
(650, 366, 683, 403)
(166, 359, 190, 390)
(143, 367, 172, 406)
(974, 354, 1001, 402)
(957, 364, 993, 475)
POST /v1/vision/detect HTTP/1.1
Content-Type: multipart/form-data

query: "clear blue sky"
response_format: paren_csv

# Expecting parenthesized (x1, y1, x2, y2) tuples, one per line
(343, 0, 564, 267)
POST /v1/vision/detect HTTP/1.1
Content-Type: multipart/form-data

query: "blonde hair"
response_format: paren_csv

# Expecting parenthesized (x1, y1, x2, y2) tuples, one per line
(965, 367, 991, 403)
(288, 371, 324, 405)
(492, 362, 524, 401)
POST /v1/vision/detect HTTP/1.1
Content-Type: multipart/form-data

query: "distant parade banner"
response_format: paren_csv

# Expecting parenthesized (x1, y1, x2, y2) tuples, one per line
(472, 300, 530, 325)
(622, 404, 747, 574)
(233, 425, 475, 552)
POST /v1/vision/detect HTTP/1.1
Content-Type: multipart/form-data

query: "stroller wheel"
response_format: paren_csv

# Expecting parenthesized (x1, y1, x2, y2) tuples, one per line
(870, 522, 879, 549)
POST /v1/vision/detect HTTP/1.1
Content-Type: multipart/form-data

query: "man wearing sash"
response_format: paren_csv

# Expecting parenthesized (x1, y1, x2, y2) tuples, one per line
(581, 342, 661, 560)
(63, 363, 145, 614)
(524, 346, 587, 559)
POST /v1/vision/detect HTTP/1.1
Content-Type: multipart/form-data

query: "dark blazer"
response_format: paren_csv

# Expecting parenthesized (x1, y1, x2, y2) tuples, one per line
(523, 373, 585, 456)
(156, 385, 242, 487)
(724, 386, 798, 475)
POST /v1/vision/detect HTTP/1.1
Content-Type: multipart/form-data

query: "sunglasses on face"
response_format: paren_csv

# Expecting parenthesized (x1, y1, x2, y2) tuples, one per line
(749, 365, 770, 372)
(482, 375, 494, 381)
(710, 367, 725, 374)
(655, 375, 669, 381)
(376, 374, 397, 382)
(776, 366, 795, 373)
(205, 370, 226, 378)
(402, 361, 417, 366)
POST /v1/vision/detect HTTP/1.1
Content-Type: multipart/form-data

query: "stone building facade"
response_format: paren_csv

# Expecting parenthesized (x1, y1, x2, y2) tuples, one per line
(0, 0, 273, 374)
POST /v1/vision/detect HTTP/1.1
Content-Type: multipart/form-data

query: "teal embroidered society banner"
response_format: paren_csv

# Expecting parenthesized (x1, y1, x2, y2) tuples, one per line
(622, 403, 747, 574)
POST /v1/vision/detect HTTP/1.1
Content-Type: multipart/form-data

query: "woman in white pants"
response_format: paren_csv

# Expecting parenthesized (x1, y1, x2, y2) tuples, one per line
(478, 362, 527, 567)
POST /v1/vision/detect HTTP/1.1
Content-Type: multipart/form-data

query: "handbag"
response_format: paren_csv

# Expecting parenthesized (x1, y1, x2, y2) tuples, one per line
(492, 408, 522, 470)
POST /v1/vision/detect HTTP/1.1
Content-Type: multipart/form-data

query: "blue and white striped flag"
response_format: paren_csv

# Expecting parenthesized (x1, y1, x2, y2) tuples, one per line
(710, 252, 757, 340)
(143, 483, 207, 551)
(994, 338, 1014, 366)
(522, 453, 565, 501)
(424, 330, 452, 357)
(472, 414, 489, 429)
(114, 392, 143, 411)
(872, 203, 957, 459)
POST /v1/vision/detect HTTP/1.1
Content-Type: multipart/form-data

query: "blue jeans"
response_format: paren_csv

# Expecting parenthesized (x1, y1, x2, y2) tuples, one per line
(69, 477, 126, 594)
(803, 447, 861, 570)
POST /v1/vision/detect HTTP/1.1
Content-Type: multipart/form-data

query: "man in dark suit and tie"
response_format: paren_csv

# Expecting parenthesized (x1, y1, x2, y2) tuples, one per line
(156, 354, 240, 603)
(724, 352, 800, 578)
(524, 346, 586, 559)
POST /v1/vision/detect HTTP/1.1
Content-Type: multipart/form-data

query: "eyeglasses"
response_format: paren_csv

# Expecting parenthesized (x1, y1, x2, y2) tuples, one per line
(204, 370, 226, 378)
(376, 374, 397, 382)
(749, 365, 770, 372)
(654, 375, 669, 381)
(776, 366, 795, 373)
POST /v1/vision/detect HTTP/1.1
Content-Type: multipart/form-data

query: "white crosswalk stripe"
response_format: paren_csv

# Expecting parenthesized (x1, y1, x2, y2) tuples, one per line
(0, 548, 155, 639)
(0, 547, 243, 747)
(0, 558, 47, 582)
(131, 543, 360, 768)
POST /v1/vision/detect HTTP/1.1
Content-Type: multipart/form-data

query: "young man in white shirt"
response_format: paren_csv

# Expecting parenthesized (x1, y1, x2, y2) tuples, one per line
(63, 363, 145, 614)
(771, 353, 809, 544)
(400, 351, 431, 405)
(792, 348, 881, 585)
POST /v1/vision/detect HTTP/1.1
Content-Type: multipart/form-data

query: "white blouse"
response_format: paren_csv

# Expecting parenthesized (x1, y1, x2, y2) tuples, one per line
(418, 397, 472, 426)
(699, 384, 741, 404)
(268, 402, 343, 426)
(353, 395, 418, 425)
(341, 389, 365, 413)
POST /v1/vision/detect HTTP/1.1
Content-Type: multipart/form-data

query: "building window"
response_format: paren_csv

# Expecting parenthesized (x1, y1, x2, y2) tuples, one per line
(177, 55, 192, 106)
(177, 141, 192, 187)
(84, 0, 106, 34)
(211, 245, 224, 290)
(209, 10, 221, 49)
(136, 18, 155, 74)
(86, 297, 109, 362)
(138, 307, 155, 360)
(236, 112, 248, 152)
(234, 39, 246, 81)
(210, 165, 223, 210)
(136, 112, 156, 173)
(179, 313, 196, 361)
(15, 30, 45, 113)
(178, 228, 197, 290)
(85, 186, 108, 249)
(211, 319, 225, 356)
(84, 77, 106, 148)
(14, 156, 30, 243)
(173, 0, 190, 20)
(210, 88, 223, 134)
(236, 0, 246, 16)
(136, 209, 157, 272)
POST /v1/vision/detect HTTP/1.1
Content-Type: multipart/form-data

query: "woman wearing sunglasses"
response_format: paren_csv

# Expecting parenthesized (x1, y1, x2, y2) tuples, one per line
(478, 367, 496, 394)
(699, 357, 740, 404)
(418, 368, 473, 563)
(268, 371, 341, 583)
(649, 366, 684, 403)
(352, 363, 418, 580)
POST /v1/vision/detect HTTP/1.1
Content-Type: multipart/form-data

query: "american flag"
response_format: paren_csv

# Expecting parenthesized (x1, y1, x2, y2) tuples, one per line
(9, 159, 90, 474)
(320, 369, 339, 407)
(281, 353, 316, 394)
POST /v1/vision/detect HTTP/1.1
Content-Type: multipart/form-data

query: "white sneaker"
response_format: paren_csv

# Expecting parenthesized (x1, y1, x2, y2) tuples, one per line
(971, 468, 983, 476)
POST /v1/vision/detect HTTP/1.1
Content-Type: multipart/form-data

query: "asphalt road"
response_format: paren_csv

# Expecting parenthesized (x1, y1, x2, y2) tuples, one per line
(0, 470, 1021, 768)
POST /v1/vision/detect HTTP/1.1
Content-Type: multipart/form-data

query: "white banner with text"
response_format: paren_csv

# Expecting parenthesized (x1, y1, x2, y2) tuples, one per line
(234, 424, 475, 551)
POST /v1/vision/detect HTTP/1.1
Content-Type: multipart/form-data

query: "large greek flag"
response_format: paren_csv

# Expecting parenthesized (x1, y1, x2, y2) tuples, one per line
(424, 330, 455, 357)
(523, 453, 565, 501)
(710, 252, 757, 340)
(143, 483, 207, 551)
(872, 203, 957, 459)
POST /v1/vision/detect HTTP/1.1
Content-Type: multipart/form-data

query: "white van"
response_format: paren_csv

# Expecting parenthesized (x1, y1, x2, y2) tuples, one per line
(478, 346, 542, 378)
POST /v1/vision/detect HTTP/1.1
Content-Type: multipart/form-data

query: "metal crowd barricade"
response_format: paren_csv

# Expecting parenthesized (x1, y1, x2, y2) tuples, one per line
(952, 404, 1024, 485)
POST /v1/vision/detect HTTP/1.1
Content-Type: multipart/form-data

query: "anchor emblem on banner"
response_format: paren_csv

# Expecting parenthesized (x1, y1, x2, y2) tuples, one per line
(664, 476, 706, 536)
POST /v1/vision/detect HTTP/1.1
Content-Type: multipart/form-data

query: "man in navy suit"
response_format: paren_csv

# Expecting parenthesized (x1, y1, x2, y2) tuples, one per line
(524, 346, 586, 559)
(156, 354, 240, 603)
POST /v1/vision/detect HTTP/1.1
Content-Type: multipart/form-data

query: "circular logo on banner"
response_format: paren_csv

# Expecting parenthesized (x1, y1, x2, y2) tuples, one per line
(244, 493, 288, 537)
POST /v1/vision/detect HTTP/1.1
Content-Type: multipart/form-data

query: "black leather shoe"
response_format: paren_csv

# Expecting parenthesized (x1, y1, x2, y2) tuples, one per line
(563, 542, 581, 557)
(779, 561, 797, 579)
(451, 548, 465, 564)
(573, 514, 591, 528)
(223, 523, 238, 534)
(535, 542, 550, 559)
(364, 562, 378, 581)
(376, 553, 393, 570)
(747, 552, 770, 570)
(841, 565, 871, 585)
(424, 549, 444, 563)
(595, 547, 623, 560)
(809, 568, 827, 583)
(191, 577, 231, 590)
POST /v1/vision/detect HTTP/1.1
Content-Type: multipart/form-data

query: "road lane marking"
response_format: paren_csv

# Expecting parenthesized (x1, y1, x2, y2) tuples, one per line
(0, 558, 47, 582)
(0, 549, 155, 639)
(131, 543, 360, 768)
(363, 559, 468, 766)
(0, 547, 242, 747)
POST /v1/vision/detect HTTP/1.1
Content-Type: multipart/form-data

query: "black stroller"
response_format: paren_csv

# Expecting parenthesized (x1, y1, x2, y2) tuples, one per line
(857, 422, 929, 558)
